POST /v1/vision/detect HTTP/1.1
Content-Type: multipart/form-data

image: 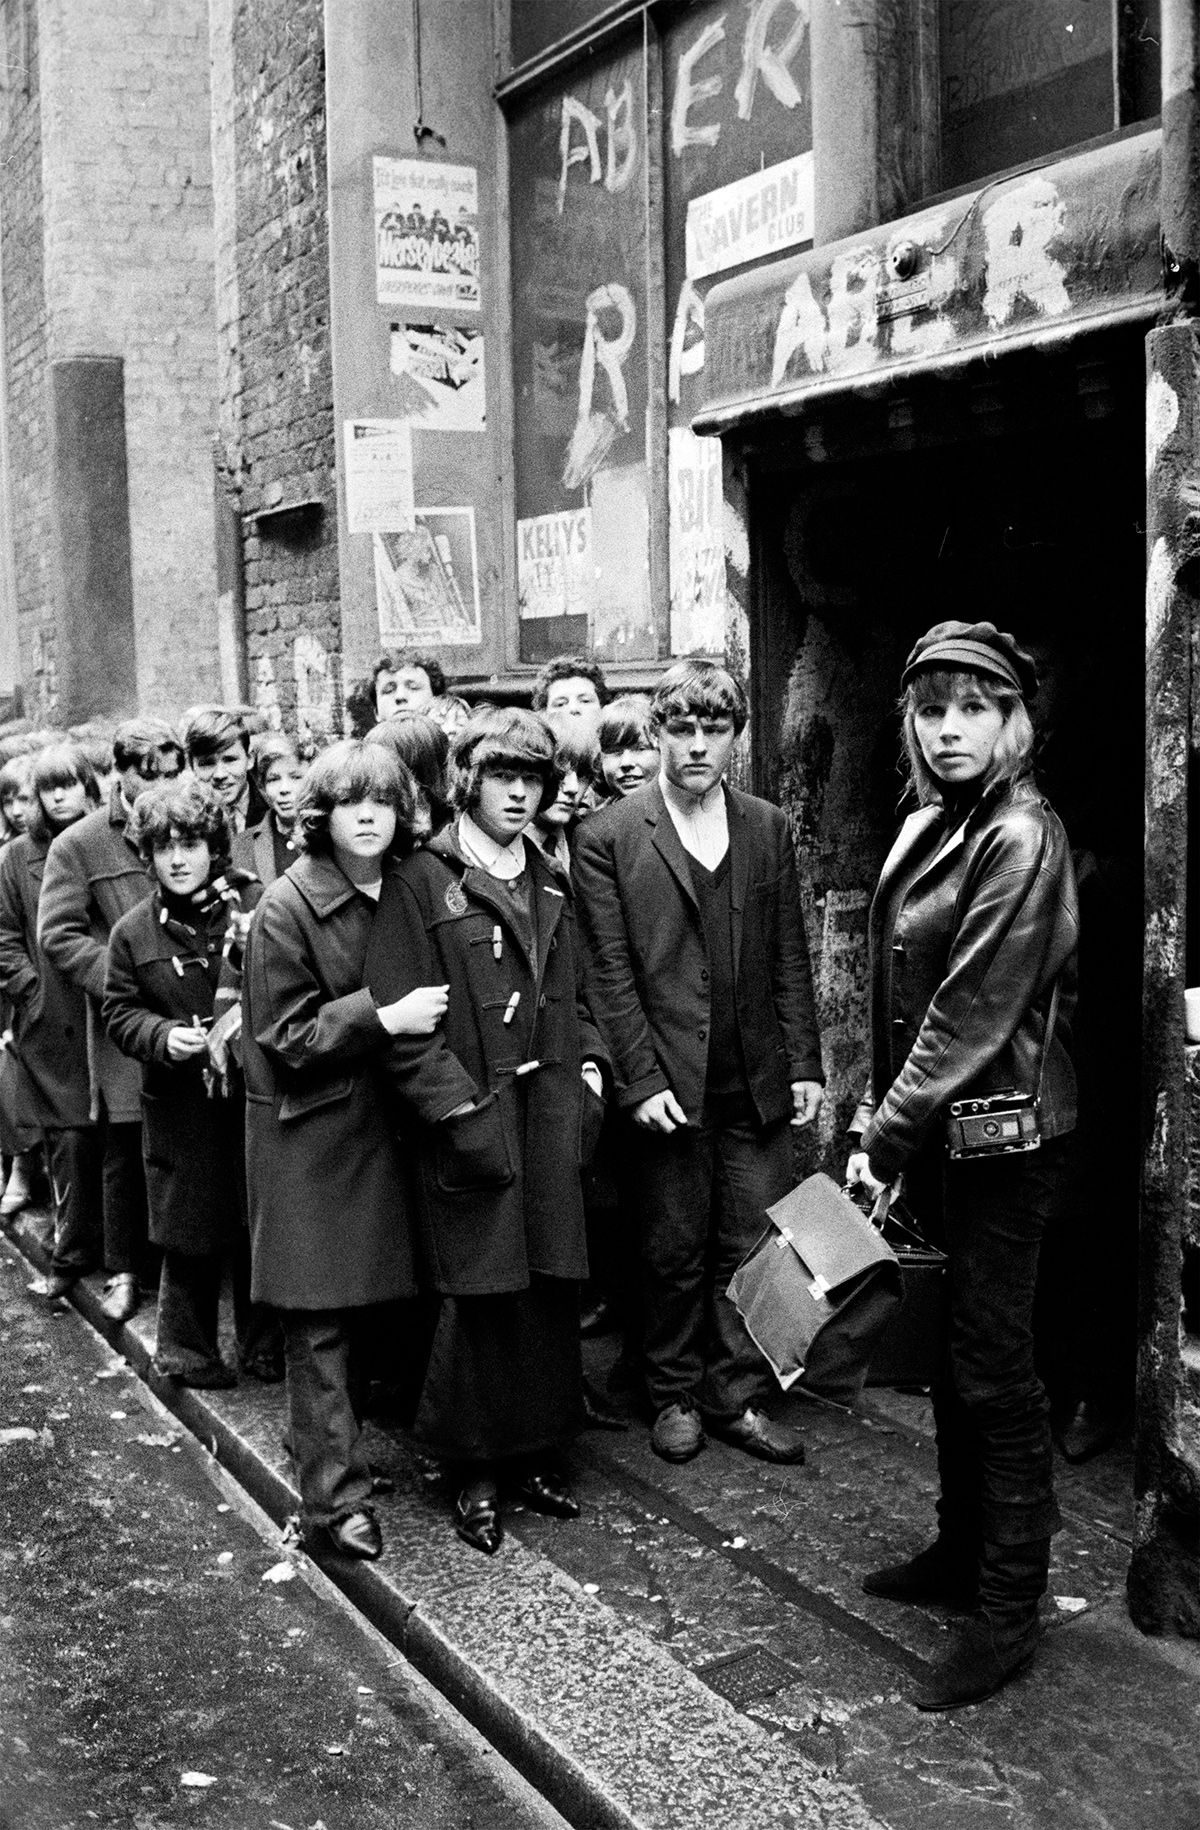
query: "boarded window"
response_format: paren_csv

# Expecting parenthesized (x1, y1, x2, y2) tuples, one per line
(509, 36, 656, 665)
(940, 0, 1159, 190)
(663, 0, 812, 654)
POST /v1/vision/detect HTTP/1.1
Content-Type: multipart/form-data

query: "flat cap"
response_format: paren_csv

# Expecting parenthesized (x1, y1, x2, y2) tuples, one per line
(900, 621, 1037, 699)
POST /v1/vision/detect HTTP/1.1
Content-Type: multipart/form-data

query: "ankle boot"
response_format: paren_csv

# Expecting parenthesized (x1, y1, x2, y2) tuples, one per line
(862, 1538, 978, 1609)
(911, 1537, 1049, 1711)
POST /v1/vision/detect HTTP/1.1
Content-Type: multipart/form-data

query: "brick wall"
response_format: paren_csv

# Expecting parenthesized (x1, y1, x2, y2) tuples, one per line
(0, 0, 55, 717)
(216, 0, 340, 741)
(37, 0, 220, 718)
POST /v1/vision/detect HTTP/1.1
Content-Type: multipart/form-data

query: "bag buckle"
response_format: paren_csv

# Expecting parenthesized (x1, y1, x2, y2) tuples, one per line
(807, 1273, 831, 1301)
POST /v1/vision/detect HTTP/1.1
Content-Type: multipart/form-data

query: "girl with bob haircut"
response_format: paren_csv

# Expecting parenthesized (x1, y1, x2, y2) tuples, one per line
(527, 724, 598, 875)
(241, 738, 448, 1564)
(293, 738, 419, 857)
(846, 621, 1079, 1713)
(363, 704, 607, 1557)
(0, 743, 102, 1292)
(102, 779, 276, 1389)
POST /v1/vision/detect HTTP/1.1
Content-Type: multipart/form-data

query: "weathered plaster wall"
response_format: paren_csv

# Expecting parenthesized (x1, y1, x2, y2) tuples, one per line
(0, 1, 55, 715)
(38, 0, 220, 716)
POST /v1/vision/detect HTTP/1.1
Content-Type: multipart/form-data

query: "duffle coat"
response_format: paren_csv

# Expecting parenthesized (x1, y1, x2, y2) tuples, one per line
(855, 775, 1079, 1184)
(37, 790, 152, 1123)
(362, 824, 607, 1298)
(241, 851, 415, 1311)
(102, 880, 260, 1255)
(0, 831, 91, 1129)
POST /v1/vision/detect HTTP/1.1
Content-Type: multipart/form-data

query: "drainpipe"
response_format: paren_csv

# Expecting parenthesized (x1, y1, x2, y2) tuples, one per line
(1129, 0, 1200, 1638)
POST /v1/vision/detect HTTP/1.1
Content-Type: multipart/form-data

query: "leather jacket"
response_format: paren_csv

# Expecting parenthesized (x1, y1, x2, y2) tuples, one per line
(852, 776, 1079, 1183)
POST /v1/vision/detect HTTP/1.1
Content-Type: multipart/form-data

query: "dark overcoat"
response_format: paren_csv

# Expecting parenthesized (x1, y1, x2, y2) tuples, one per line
(854, 776, 1080, 1184)
(241, 851, 415, 1311)
(37, 790, 152, 1123)
(102, 883, 260, 1254)
(572, 779, 824, 1125)
(0, 832, 91, 1129)
(362, 825, 607, 1298)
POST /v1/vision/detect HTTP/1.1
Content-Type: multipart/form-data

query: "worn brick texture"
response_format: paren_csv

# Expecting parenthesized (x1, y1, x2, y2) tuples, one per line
(213, 0, 340, 741)
(0, 0, 55, 715)
(35, 0, 220, 718)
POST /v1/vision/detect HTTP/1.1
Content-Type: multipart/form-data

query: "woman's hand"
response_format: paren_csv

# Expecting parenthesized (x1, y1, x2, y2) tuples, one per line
(845, 1150, 889, 1198)
(377, 984, 449, 1036)
(166, 1023, 208, 1062)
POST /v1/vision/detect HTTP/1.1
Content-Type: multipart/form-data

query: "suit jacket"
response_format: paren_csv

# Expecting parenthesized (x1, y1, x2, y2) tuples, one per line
(573, 778, 823, 1127)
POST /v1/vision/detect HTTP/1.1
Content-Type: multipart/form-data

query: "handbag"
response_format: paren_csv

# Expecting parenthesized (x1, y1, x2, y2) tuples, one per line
(727, 1172, 904, 1406)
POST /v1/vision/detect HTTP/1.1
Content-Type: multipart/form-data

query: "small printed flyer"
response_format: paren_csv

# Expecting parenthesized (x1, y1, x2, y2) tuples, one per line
(342, 419, 414, 536)
(389, 323, 486, 431)
(374, 157, 480, 312)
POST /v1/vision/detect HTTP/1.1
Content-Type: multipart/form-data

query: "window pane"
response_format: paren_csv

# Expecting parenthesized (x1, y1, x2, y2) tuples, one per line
(941, 0, 1114, 189)
(510, 37, 656, 664)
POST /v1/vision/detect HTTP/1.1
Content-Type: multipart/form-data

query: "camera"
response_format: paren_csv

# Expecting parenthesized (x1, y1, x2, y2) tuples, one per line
(945, 1090, 1041, 1160)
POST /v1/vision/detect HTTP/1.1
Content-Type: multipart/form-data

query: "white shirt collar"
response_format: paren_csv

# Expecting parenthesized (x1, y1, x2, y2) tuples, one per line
(458, 812, 527, 881)
(659, 772, 729, 869)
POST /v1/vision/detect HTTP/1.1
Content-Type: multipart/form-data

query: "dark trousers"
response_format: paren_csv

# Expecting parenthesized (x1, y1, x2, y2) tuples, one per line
(156, 1232, 279, 1380)
(101, 1118, 151, 1279)
(46, 1125, 104, 1278)
(634, 1107, 793, 1422)
(282, 1308, 382, 1529)
(909, 1137, 1069, 1551)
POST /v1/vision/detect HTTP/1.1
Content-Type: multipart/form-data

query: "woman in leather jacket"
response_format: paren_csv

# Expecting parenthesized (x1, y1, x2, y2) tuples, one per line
(847, 620, 1079, 1713)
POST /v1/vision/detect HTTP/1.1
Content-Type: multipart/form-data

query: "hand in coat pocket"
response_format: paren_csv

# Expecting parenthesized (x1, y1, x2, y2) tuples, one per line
(434, 1090, 514, 1192)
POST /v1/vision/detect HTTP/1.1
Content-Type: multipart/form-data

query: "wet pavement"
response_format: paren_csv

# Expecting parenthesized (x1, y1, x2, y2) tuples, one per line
(4, 1205, 1200, 1830)
(0, 1230, 567, 1830)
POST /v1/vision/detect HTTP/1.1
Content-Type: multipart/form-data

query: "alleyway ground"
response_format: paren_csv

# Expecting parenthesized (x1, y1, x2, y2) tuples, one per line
(3, 1205, 1199, 1830)
(0, 1226, 570, 1830)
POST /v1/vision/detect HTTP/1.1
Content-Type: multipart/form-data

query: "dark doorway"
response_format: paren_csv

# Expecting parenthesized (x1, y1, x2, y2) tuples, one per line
(747, 334, 1146, 1429)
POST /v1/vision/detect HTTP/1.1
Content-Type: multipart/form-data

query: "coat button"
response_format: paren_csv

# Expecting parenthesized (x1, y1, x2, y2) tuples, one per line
(700, 969, 710, 982)
(539, 994, 547, 1008)
(698, 1027, 707, 1041)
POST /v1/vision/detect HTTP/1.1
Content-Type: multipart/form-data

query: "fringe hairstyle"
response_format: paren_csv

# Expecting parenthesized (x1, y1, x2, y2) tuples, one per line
(27, 743, 101, 843)
(650, 661, 748, 736)
(450, 707, 561, 815)
(130, 779, 231, 866)
(900, 668, 1035, 807)
(293, 739, 419, 857)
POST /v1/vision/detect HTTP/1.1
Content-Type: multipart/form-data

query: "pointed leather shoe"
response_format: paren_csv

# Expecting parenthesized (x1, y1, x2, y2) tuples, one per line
(455, 1485, 503, 1556)
(512, 1468, 580, 1519)
(862, 1540, 978, 1610)
(911, 1610, 1040, 1711)
(325, 1509, 383, 1561)
(650, 1402, 705, 1463)
(711, 1407, 806, 1465)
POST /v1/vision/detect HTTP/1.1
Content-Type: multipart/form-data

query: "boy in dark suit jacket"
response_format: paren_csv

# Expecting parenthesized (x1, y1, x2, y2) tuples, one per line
(574, 662, 824, 1465)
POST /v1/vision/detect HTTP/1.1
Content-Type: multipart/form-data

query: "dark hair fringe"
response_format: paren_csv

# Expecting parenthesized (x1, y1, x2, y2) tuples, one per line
(130, 779, 231, 865)
(112, 718, 183, 773)
(183, 706, 251, 763)
(294, 739, 419, 857)
(26, 743, 101, 843)
(451, 707, 561, 815)
(650, 661, 748, 735)
(597, 693, 654, 754)
(364, 716, 453, 833)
